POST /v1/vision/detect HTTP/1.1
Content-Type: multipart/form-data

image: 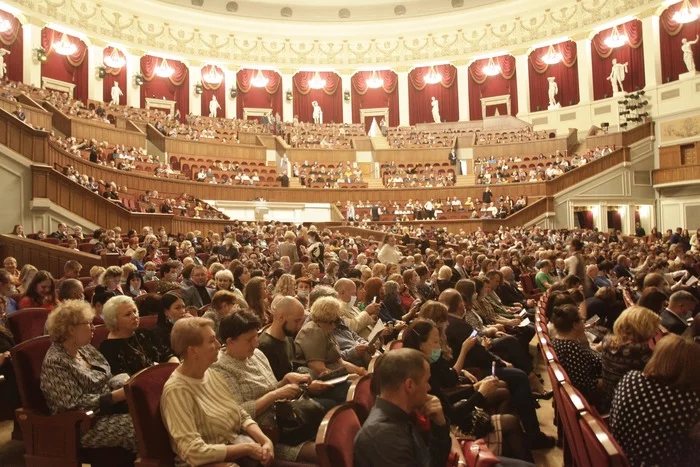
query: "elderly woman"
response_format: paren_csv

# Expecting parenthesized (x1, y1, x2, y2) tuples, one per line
(123, 271, 146, 299)
(211, 312, 329, 463)
(40, 300, 137, 455)
(279, 231, 299, 263)
(599, 306, 660, 413)
(0, 270, 18, 316)
(294, 296, 367, 378)
(161, 318, 275, 467)
(202, 290, 242, 338)
(244, 276, 272, 324)
(18, 270, 58, 311)
(130, 248, 147, 271)
(98, 296, 177, 376)
(92, 265, 124, 307)
(3, 256, 20, 285)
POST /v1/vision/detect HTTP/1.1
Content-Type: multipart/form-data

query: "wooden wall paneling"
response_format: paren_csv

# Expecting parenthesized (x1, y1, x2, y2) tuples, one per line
(286, 148, 357, 163)
(373, 148, 450, 163)
(652, 165, 700, 185)
(658, 145, 681, 169)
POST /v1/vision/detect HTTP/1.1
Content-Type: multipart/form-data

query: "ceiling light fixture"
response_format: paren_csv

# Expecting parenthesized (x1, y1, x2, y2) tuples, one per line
(103, 47, 126, 69)
(542, 44, 563, 65)
(53, 33, 77, 56)
(482, 57, 501, 76)
(423, 65, 442, 84)
(203, 65, 223, 85)
(672, 0, 699, 23)
(154, 58, 174, 78)
(366, 70, 384, 89)
(251, 69, 269, 88)
(308, 71, 327, 89)
(604, 25, 629, 49)
(0, 19, 11, 33)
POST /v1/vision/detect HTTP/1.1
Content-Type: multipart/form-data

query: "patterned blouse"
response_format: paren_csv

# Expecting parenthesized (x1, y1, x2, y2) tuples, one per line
(599, 337, 652, 413)
(551, 338, 602, 400)
(473, 298, 500, 325)
(98, 328, 174, 376)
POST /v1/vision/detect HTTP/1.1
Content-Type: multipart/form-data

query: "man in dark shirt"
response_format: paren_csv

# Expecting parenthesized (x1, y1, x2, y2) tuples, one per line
(181, 265, 213, 308)
(634, 222, 646, 237)
(258, 296, 306, 380)
(482, 186, 492, 204)
(660, 291, 697, 335)
(353, 348, 458, 467)
(13, 105, 25, 122)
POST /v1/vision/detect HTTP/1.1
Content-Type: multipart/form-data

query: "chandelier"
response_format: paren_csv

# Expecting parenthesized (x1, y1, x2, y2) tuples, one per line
(366, 70, 384, 89)
(673, 0, 699, 24)
(423, 65, 442, 84)
(542, 44, 563, 65)
(203, 65, 223, 85)
(103, 47, 125, 69)
(251, 69, 269, 88)
(154, 58, 174, 78)
(308, 71, 327, 89)
(53, 33, 77, 56)
(0, 19, 11, 33)
(482, 57, 501, 76)
(604, 25, 629, 49)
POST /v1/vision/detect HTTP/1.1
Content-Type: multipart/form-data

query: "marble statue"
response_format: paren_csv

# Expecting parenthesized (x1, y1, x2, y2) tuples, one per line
(431, 96, 441, 123)
(682, 36, 699, 74)
(208, 95, 221, 118)
(547, 77, 559, 108)
(312, 100, 323, 124)
(607, 59, 628, 95)
(110, 82, 123, 106)
(0, 48, 10, 80)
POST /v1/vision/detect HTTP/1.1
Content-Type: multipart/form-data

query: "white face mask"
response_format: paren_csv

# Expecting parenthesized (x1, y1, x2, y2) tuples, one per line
(297, 289, 309, 298)
(349, 295, 357, 307)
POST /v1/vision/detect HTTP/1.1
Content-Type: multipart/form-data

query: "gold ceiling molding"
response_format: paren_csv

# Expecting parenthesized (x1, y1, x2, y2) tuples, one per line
(8, 0, 664, 68)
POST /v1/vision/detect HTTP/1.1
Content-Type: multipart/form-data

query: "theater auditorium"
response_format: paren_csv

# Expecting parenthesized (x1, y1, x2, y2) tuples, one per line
(0, 0, 698, 466)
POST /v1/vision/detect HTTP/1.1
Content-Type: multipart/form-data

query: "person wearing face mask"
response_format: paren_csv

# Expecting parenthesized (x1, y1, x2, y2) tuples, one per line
(143, 262, 159, 282)
(123, 271, 146, 299)
(295, 278, 312, 307)
(152, 293, 193, 353)
(660, 291, 697, 335)
(333, 278, 379, 339)
(202, 290, 242, 339)
(156, 261, 183, 294)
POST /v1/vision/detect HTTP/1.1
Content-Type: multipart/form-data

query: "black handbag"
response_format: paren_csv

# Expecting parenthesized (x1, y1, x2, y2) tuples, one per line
(274, 385, 325, 446)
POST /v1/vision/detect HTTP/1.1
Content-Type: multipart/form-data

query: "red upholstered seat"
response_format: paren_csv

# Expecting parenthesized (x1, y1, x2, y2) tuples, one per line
(346, 374, 374, 423)
(558, 382, 593, 467)
(461, 438, 500, 467)
(78, 243, 95, 253)
(143, 281, 159, 294)
(139, 315, 157, 329)
(83, 285, 96, 302)
(41, 238, 60, 245)
(78, 276, 93, 287)
(7, 308, 50, 343)
(91, 325, 109, 348)
(316, 403, 361, 467)
(579, 411, 630, 467)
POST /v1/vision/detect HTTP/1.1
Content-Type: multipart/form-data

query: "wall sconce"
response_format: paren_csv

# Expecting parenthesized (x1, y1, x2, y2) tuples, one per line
(230, 87, 237, 99)
(194, 82, 203, 95)
(35, 48, 47, 63)
(344, 89, 351, 101)
(97, 66, 106, 79)
(285, 89, 293, 102)
(134, 73, 144, 86)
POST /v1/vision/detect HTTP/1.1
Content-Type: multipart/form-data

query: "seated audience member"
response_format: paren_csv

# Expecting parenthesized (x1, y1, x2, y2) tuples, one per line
(160, 318, 275, 467)
(152, 293, 192, 352)
(0, 302, 19, 437)
(0, 269, 18, 316)
(123, 271, 146, 298)
(57, 260, 83, 288)
(610, 334, 700, 467)
(92, 266, 124, 307)
(130, 248, 147, 272)
(40, 300, 137, 455)
(202, 289, 240, 338)
(57, 278, 85, 301)
(550, 304, 602, 402)
(294, 296, 367, 378)
(637, 287, 668, 315)
(98, 296, 177, 375)
(244, 276, 272, 324)
(535, 260, 554, 292)
(584, 286, 624, 328)
(2, 257, 20, 285)
(259, 296, 307, 381)
(660, 291, 697, 335)
(403, 318, 534, 462)
(683, 312, 700, 341)
(18, 270, 58, 311)
(17, 264, 37, 295)
(353, 348, 466, 467)
(181, 264, 214, 309)
(599, 306, 660, 413)
(211, 311, 332, 463)
(334, 278, 379, 339)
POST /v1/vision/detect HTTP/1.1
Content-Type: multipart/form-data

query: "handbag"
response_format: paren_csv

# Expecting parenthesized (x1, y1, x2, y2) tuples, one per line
(274, 384, 325, 446)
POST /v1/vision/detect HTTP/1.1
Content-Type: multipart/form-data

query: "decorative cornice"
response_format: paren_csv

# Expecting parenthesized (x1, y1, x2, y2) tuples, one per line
(7, 0, 667, 68)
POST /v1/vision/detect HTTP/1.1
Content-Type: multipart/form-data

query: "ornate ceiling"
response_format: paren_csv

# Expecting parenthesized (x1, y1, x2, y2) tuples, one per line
(8, 0, 663, 69)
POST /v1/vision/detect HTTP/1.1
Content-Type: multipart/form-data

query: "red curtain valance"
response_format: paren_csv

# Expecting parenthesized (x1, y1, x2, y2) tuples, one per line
(468, 55, 516, 84)
(103, 46, 125, 75)
(237, 69, 281, 94)
(351, 70, 398, 94)
(201, 64, 224, 91)
(140, 55, 188, 86)
(293, 71, 341, 96)
(41, 27, 87, 67)
(529, 41, 577, 74)
(409, 64, 457, 90)
(0, 10, 21, 46)
(660, 2, 687, 36)
(592, 19, 643, 58)
(659, 3, 700, 82)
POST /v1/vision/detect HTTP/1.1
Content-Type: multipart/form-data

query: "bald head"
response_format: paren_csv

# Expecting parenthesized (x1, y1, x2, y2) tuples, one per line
(500, 266, 514, 281)
(439, 288, 464, 315)
(334, 278, 356, 304)
(272, 295, 305, 319)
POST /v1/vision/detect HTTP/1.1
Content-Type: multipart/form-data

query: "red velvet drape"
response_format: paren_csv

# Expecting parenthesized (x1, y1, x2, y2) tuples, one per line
(40, 27, 88, 102)
(139, 55, 189, 121)
(351, 70, 399, 130)
(102, 46, 126, 105)
(591, 19, 645, 100)
(201, 64, 226, 118)
(408, 64, 458, 125)
(528, 41, 579, 112)
(236, 69, 282, 120)
(468, 55, 518, 120)
(0, 10, 23, 83)
(659, 4, 700, 83)
(293, 71, 342, 123)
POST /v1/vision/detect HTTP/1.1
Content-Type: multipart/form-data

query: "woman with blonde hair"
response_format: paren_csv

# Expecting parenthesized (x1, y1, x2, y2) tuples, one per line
(599, 305, 660, 412)
(274, 273, 296, 297)
(130, 247, 147, 271)
(17, 264, 37, 295)
(371, 263, 386, 280)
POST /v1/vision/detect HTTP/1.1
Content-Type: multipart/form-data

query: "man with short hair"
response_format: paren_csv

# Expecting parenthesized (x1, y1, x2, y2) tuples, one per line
(583, 264, 600, 298)
(51, 223, 69, 241)
(181, 264, 214, 308)
(58, 278, 84, 301)
(661, 291, 698, 335)
(334, 278, 378, 339)
(259, 296, 307, 381)
(353, 348, 462, 467)
(57, 260, 83, 288)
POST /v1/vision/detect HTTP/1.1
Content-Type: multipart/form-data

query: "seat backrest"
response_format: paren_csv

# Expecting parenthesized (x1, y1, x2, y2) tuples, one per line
(139, 315, 158, 329)
(347, 374, 374, 423)
(7, 308, 51, 343)
(91, 325, 109, 348)
(558, 382, 592, 467)
(125, 363, 178, 465)
(316, 403, 361, 467)
(143, 281, 159, 294)
(10, 335, 52, 413)
(579, 411, 630, 467)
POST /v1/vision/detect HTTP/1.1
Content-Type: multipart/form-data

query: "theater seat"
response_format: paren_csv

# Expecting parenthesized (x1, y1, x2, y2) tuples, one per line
(460, 439, 500, 467)
(11, 336, 134, 467)
(7, 308, 50, 343)
(578, 411, 629, 467)
(91, 325, 109, 348)
(316, 403, 361, 467)
(346, 374, 373, 423)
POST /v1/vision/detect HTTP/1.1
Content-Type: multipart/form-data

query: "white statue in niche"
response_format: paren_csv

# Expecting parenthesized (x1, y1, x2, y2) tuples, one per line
(110, 82, 123, 106)
(607, 58, 628, 95)
(682, 36, 699, 74)
(547, 77, 560, 109)
(209, 95, 221, 118)
(431, 96, 441, 123)
(312, 100, 323, 124)
(0, 48, 10, 80)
